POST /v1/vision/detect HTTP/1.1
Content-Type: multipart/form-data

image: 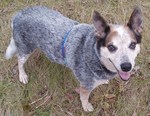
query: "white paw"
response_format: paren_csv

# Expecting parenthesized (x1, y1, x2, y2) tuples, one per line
(19, 73, 28, 84)
(82, 102, 94, 112)
(104, 80, 109, 84)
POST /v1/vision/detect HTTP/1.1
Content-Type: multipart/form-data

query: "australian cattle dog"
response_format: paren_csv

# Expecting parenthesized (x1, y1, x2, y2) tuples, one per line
(5, 6, 143, 111)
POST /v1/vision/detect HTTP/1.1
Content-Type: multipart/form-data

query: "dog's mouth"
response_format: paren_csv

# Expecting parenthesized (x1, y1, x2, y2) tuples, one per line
(108, 59, 132, 81)
(118, 71, 131, 81)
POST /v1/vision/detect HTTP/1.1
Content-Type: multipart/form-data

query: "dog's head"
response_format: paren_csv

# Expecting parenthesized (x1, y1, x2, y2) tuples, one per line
(93, 7, 143, 81)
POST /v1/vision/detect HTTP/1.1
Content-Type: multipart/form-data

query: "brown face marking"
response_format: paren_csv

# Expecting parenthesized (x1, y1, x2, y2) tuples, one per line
(105, 30, 118, 46)
(105, 25, 138, 47)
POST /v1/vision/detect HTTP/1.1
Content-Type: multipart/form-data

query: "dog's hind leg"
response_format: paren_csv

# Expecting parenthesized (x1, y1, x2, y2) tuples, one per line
(17, 54, 30, 84)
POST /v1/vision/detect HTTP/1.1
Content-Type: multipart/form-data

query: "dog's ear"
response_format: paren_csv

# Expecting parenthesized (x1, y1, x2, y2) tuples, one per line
(127, 7, 143, 36)
(93, 11, 109, 38)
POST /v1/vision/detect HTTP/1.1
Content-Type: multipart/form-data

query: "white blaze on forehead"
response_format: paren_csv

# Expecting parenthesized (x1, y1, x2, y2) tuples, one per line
(109, 25, 134, 46)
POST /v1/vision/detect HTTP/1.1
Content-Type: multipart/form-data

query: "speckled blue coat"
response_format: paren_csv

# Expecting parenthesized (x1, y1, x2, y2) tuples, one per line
(12, 6, 115, 90)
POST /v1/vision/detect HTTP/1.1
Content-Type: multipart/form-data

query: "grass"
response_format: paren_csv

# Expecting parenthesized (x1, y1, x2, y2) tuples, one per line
(0, 0, 150, 115)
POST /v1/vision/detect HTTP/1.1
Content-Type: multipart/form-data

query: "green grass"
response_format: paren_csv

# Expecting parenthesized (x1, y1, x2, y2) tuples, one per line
(0, 0, 150, 115)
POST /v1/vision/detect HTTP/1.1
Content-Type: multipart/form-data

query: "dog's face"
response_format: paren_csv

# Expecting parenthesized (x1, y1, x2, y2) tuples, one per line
(93, 7, 143, 81)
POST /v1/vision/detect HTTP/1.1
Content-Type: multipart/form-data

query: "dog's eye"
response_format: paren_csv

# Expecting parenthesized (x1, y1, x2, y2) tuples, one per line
(107, 45, 117, 52)
(129, 42, 136, 50)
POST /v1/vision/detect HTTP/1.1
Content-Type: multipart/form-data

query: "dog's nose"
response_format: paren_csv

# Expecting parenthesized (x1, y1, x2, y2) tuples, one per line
(121, 63, 132, 72)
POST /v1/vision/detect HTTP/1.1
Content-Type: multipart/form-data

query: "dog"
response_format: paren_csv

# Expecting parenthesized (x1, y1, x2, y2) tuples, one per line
(5, 6, 143, 112)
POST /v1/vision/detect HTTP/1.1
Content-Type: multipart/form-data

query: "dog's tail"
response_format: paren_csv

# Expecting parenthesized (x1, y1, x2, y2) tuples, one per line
(5, 37, 17, 60)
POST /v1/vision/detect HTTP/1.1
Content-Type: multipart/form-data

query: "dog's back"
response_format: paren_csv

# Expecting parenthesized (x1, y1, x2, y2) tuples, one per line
(10, 6, 78, 62)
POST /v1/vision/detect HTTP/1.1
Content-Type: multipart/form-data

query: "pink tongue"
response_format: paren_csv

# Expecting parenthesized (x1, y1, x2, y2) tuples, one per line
(119, 72, 131, 81)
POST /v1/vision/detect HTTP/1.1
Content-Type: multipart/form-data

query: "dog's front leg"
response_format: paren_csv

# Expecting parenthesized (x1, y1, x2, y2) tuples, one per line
(80, 85, 94, 112)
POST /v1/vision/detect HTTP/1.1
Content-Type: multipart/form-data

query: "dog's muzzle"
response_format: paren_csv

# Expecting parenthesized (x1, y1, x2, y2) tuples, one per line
(100, 57, 133, 81)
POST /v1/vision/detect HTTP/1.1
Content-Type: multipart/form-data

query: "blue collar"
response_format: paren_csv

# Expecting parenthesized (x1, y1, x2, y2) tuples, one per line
(61, 28, 73, 63)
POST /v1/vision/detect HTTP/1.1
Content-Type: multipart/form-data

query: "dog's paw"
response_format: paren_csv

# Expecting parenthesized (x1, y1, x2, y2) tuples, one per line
(83, 102, 94, 112)
(103, 80, 109, 84)
(19, 74, 28, 84)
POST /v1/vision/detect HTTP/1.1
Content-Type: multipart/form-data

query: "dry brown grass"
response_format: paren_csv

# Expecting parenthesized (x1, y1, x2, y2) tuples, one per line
(0, 0, 150, 116)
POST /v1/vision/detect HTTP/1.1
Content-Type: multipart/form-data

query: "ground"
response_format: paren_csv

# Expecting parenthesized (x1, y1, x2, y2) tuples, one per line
(0, 0, 150, 116)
